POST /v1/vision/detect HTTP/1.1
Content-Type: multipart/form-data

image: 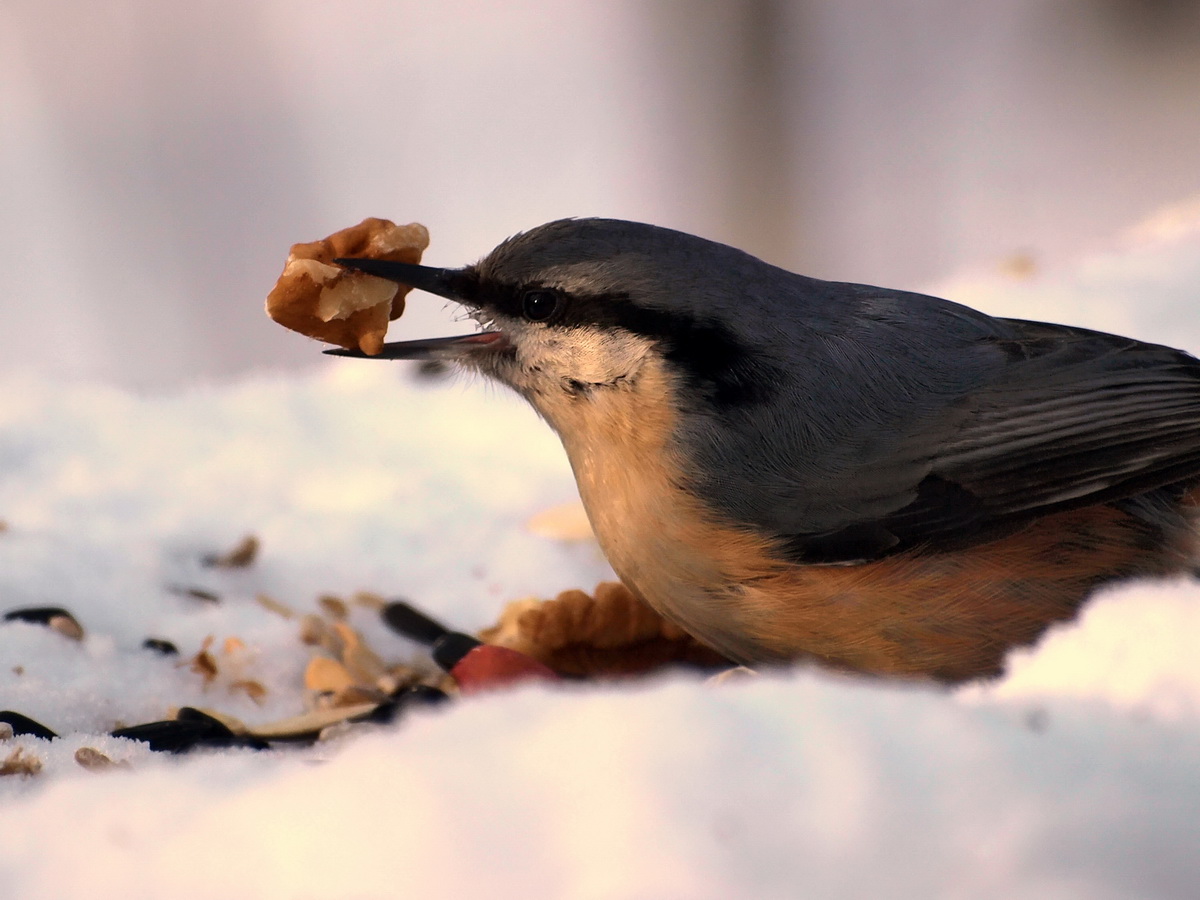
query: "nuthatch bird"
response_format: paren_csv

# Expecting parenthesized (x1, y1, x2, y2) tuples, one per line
(329, 218, 1200, 683)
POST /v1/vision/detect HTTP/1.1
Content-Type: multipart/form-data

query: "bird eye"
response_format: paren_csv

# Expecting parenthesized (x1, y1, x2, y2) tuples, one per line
(521, 289, 560, 322)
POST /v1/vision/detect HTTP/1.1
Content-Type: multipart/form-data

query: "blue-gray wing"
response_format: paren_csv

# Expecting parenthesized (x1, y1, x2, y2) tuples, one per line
(691, 297, 1200, 563)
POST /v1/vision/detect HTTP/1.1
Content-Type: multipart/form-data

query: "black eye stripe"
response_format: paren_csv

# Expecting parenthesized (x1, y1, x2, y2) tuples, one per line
(568, 292, 779, 408)
(469, 274, 779, 409)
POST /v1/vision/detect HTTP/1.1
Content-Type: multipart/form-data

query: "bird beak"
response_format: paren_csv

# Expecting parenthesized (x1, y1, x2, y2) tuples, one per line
(323, 258, 504, 360)
(332, 258, 466, 302)
(323, 332, 507, 360)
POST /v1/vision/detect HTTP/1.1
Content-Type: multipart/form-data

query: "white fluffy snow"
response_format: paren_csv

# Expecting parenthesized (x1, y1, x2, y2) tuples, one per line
(3, 208, 1200, 898)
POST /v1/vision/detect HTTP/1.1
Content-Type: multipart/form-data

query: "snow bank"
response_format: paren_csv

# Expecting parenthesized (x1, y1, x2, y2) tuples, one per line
(3, 204, 1200, 898)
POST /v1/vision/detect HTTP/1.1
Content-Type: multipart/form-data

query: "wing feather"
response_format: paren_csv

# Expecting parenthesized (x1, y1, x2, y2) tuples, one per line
(784, 319, 1200, 561)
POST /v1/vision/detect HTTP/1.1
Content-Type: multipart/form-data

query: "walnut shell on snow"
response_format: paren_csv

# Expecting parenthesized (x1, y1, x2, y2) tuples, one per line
(479, 581, 731, 679)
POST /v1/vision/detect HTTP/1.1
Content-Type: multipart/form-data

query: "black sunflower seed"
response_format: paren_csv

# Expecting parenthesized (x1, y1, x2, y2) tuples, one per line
(0, 711, 58, 740)
(3, 607, 84, 640)
(112, 707, 267, 753)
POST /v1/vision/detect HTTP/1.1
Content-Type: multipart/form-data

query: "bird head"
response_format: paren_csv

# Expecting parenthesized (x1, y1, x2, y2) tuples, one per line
(328, 218, 779, 425)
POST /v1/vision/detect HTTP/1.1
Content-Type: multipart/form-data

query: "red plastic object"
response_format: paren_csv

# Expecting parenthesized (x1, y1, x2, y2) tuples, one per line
(448, 643, 560, 695)
(381, 601, 559, 694)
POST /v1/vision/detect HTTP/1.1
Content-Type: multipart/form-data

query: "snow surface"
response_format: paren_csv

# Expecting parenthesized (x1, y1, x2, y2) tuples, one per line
(3, 206, 1200, 898)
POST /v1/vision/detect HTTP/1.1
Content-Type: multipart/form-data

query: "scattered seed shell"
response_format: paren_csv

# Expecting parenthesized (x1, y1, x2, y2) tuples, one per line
(299, 614, 340, 653)
(222, 636, 247, 655)
(331, 685, 388, 708)
(334, 623, 389, 685)
(50, 615, 85, 641)
(318, 595, 349, 620)
(304, 657, 356, 693)
(351, 591, 386, 611)
(75, 747, 128, 772)
(191, 653, 218, 682)
(167, 585, 221, 603)
(0, 746, 42, 777)
(257, 594, 295, 619)
(248, 702, 381, 741)
(143, 638, 179, 656)
(204, 534, 260, 568)
(332, 621, 361, 652)
(186, 637, 219, 684)
(230, 680, 268, 705)
(3, 606, 84, 641)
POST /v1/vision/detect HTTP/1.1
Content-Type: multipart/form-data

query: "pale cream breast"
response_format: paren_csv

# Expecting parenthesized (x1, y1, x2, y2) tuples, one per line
(529, 360, 784, 661)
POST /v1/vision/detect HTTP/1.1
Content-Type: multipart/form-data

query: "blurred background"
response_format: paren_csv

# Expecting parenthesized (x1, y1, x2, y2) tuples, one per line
(3, 0, 1200, 389)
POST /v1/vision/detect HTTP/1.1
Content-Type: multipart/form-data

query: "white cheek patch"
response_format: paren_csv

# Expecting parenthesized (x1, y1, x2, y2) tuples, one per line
(520, 325, 654, 386)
